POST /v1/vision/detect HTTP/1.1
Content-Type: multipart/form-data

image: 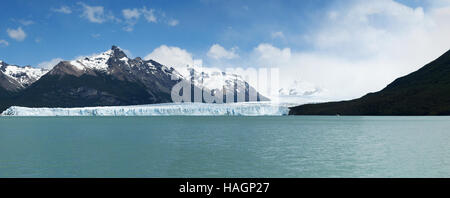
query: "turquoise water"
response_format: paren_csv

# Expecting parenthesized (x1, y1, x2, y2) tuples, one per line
(0, 116, 450, 178)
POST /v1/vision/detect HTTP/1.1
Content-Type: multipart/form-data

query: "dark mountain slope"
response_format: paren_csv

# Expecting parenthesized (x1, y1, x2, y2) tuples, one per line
(289, 49, 450, 115)
(14, 69, 154, 108)
(0, 70, 22, 112)
(0, 70, 22, 93)
(9, 47, 178, 109)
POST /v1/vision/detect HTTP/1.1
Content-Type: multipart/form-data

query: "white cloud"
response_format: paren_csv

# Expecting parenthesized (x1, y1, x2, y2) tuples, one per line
(141, 7, 157, 23)
(52, 6, 72, 14)
(271, 31, 285, 39)
(207, 44, 239, 60)
(75, 5, 172, 31)
(122, 8, 141, 20)
(122, 26, 134, 32)
(253, 44, 291, 62)
(246, 0, 450, 102)
(122, 7, 157, 22)
(17, 19, 34, 26)
(91, 33, 101, 38)
(122, 8, 141, 32)
(145, 45, 203, 69)
(250, 44, 386, 101)
(121, 7, 158, 31)
(0, 40, 8, 47)
(7, 27, 26, 41)
(78, 2, 116, 23)
(168, 19, 179, 26)
(37, 58, 64, 69)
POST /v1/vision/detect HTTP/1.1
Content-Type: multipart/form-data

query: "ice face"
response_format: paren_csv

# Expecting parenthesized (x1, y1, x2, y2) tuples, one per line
(1, 102, 290, 116)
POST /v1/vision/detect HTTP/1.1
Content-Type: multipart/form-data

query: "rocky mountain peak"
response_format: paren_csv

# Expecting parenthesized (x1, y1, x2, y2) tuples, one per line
(0, 60, 7, 68)
(111, 45, 127, 59)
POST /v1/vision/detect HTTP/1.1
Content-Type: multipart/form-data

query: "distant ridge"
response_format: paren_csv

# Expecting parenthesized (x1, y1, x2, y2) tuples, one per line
(289, 49, 450, 115)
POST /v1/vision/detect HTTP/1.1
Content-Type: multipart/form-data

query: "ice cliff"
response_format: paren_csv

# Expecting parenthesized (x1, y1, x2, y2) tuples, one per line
(1, 102, 290, 116)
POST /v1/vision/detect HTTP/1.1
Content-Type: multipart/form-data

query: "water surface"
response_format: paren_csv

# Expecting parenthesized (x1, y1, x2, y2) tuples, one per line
(0, 116, 449, 177)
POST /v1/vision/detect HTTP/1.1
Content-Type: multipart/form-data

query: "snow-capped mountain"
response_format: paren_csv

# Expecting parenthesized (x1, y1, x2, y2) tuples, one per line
(0, 61, 48, 88)
(162, 63, 269, 102)
(40, 45, 266, 105)
(0, 60, 48, 111)
(15, 46, 182, 108)
(0, 46, 268, 112)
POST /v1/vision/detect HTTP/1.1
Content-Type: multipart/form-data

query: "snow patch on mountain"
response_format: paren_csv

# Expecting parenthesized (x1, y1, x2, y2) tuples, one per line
(70, 50, 113, 71)
(279, 80, 322, 96)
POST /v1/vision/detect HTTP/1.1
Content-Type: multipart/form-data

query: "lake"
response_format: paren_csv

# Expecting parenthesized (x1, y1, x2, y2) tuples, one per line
(0, 116, 449, 177)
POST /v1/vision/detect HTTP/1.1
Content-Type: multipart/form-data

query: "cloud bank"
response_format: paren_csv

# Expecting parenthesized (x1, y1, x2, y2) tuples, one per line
(144, 0, 450, 103)
(249, 0, 450, 101)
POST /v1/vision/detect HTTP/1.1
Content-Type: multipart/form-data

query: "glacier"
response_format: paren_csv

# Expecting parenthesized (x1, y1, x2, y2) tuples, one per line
(1, 102, 291, 116)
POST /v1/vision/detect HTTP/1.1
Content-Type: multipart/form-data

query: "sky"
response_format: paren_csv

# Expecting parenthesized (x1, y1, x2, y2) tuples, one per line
(1, 0, 450, 102)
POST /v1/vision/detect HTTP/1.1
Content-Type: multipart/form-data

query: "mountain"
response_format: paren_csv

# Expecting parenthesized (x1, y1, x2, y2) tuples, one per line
(0, 61, 48, 88)
(172, 64, 269, 102)
(289, 49, 450, 115)
(0, 71, 21, 110)
(0, 60, 48, 91)
(0, 61, 48, 111)
(0, 69, 22, 93)
(12, 46, 183, 109)
(0, 46, 267, 112)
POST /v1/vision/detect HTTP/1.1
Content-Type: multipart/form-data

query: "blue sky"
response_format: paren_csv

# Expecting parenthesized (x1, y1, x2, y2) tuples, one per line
(0, 0, 332, 66)
(1, 0, 450, 102)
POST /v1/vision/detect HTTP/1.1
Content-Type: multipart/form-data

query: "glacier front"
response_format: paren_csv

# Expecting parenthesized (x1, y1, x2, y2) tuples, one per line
(1, 102, 290, 116)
